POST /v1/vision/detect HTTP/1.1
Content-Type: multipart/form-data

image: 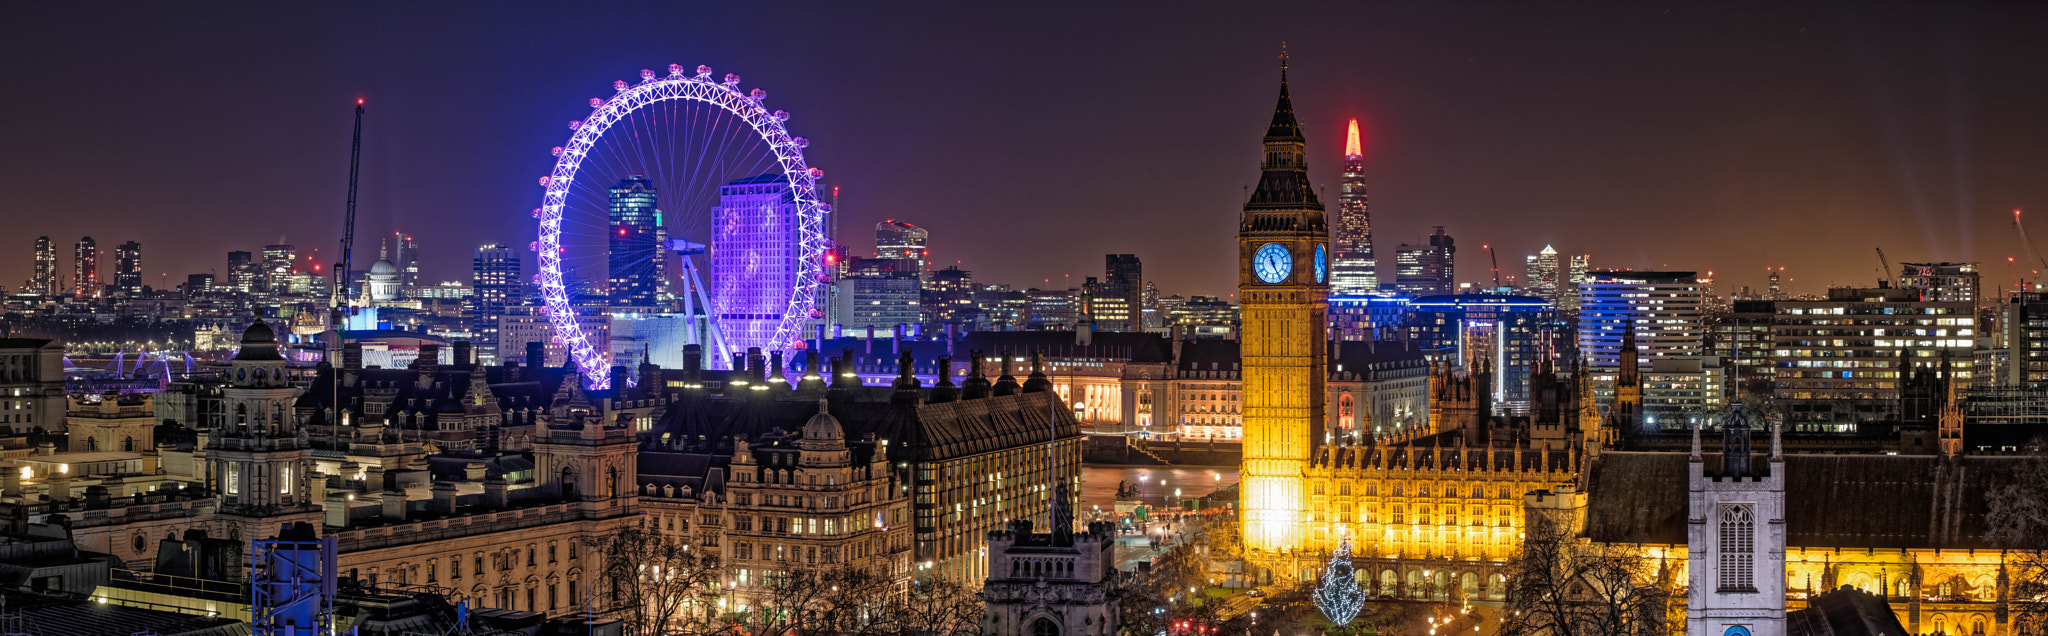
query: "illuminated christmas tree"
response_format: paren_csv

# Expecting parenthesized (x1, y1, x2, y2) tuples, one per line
(1314, 536, 1366, 627)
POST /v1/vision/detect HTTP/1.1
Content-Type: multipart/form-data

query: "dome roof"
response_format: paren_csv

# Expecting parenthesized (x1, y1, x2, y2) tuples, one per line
(800, 399, 844, 444)
(233, 320, 285, 361)
(369, 259, 398, 275)
(242, 320, 277, 344)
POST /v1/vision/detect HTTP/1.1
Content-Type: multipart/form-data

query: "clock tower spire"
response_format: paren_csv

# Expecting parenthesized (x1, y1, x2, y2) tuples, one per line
(1238, 48, 1329, 554)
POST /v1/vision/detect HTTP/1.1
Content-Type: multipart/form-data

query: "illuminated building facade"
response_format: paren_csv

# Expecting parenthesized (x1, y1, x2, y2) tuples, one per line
(1237, 54, 1329, 553)
(834, 257, 922, 338)
(607, 176, 666, 308)
(1328, 295, 1408, 342)
(1524, 245, 1558, 303)
(1707, 300, 1777, 396)
(1773, 286, 1973, 428)
(1026, 288, 1079, 330)
(1577, 270, 1703, 412)
(874, 220, 929, 284)
(228, 250, 256, 293)
(1393, 227, 1456, 297)
(1100, 254, 1144, 332)
(262, 244, 295, 296)
(29, 236, 55, 295)
(712, 174, 800, 356)
(1165, 339, 1429, 442)
(1403, 294, 1561, 411)
(1897, 261, 1980, 305)
(921, 265, 977, 330)
(1561, 254, 1590, 315)
(74, 236, 98, 298)
(114, 240, 142, 295)
(471, 244, 522, 364)
(393, 232, 421, 297)
(1332, 119, 1377, 296)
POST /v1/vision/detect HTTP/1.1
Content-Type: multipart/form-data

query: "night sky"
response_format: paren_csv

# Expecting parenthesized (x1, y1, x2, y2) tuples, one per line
(5, 2, 2048, 299)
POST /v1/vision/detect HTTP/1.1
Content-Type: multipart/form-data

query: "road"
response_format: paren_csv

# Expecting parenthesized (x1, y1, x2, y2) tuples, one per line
(1079, 465, 1238, 519)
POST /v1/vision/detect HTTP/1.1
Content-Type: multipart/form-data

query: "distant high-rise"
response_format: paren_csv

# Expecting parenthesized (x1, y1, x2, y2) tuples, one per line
(393, 233, 421, 296)
(73, 236, 98, 299)
(1577, 270, 1704, 414)
(1101, 254, 1144, 332)
(608, 176, 665, 308)
(114, 241, 142, 295)
(712, 174, 800, 354)
(1331, 119, 1377, 295)
(875, 220, 929, 284)
(262, 245, 295, 295)
(228, 251, 256, 293)
(472, 244, 522, 364)
(1393, 226, 1455, 296)
(1562, 254, 1590, 314)
(29, 237, 55, 295)
(1524, 245, 1559, 302)
(834, 257, 921, 338)
(186, 273, 215, 297)
(1898, 262, 1980, 304)
(922, 265, 977, 329)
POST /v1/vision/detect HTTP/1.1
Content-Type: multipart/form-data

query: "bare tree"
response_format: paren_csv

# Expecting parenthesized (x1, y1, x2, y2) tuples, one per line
(1986, 453, 2048, 632)
(726, 566, 980, 636)
(1498, 512, 1671, 636)
(581, 523, 724, 636)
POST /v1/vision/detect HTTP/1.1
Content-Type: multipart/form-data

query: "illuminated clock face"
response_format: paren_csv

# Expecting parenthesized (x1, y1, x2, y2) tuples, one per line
(1314, 244, 1327, 284)
(1254, 243, 1292, 284)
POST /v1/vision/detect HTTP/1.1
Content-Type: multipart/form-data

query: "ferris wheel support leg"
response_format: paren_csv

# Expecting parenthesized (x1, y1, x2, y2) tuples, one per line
(680, 255, 735, 368)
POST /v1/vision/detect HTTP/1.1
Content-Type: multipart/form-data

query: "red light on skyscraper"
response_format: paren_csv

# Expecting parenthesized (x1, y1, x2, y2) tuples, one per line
(1344, 118, 1363, 158)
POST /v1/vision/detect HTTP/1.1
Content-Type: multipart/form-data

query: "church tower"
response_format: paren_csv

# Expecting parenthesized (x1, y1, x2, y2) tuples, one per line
(1687, 414, 1787, 636)
(1237, 48, 1330, 553)
(208, 321, 321, 542)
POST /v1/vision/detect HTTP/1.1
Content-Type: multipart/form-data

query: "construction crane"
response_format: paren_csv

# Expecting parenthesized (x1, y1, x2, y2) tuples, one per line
(2016, 209, 2048, 274)
(1875, 247, 1893, 285)
(1484, 244, 1501, 289)
(329, 99, 363, 442)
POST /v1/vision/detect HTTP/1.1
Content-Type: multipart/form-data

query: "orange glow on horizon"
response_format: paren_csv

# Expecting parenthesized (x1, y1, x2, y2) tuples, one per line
(1344, 119, 1362, 158)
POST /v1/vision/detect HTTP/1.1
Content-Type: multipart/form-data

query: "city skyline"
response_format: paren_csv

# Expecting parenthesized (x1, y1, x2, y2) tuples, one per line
(4, 3, 2047, 300)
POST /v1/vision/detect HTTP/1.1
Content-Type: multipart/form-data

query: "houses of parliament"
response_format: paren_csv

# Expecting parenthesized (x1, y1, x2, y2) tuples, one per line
(1236, 55, 2028, 636)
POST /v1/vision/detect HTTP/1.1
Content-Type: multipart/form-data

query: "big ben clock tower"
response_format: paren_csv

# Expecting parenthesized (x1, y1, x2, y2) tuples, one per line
(1239, 48, 1328, 554)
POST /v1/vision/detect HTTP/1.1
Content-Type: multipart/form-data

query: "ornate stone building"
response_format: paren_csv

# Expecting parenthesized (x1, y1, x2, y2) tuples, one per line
(982, 519, 1121, 636)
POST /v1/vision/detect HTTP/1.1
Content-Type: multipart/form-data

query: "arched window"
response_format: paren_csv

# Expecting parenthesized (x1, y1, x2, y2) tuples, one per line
(122, 436, 134, 452)
(1718, 505, 1755, 591)
(1030, 617, 1060, 636)
(87, 437, 98, 451)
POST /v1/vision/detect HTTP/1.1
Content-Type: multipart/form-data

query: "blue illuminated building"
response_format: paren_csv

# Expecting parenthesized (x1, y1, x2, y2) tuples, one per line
(1404, 294, 1562, 411)
(608, 176, 666, 308)
(1328, 295, 1409, 342)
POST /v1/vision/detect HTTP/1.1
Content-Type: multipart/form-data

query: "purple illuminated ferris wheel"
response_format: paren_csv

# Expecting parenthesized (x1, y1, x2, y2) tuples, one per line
(534, 64, 827, 389)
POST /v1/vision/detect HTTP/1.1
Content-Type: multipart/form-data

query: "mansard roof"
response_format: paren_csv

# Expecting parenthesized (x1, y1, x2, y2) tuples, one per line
(1583, 452, 2024, 550)
(649, 386, 1078, 465)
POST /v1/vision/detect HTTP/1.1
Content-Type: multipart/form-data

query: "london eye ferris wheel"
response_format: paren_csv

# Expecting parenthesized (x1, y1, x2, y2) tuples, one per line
(534, 64, 828, 389)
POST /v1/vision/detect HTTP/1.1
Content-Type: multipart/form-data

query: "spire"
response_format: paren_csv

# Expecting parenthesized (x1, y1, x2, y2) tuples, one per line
(1265, 44, 1304, 142)
(1344, 118, 1362, 159)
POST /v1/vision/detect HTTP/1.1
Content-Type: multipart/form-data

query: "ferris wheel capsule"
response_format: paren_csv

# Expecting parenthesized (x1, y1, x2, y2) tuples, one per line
(792, 137, 809, 149)
(568, 120, 582, 131)
(590, 98, 605, 108)
(773, 110, 790, 122)
(749, 88, 767, 101)
(808, 167, 823, 179)
(668, 64, 684, 76)
(551, 147, 564, 157)
(613, 80, 628, 92)
(723, 73, 741, 87)
(529, 241, 539, 252)
(640, 69, 656, 81)
(538, 176, 552, 186)
(532, 208, 543, 218)
(696, 65, 713, 78)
